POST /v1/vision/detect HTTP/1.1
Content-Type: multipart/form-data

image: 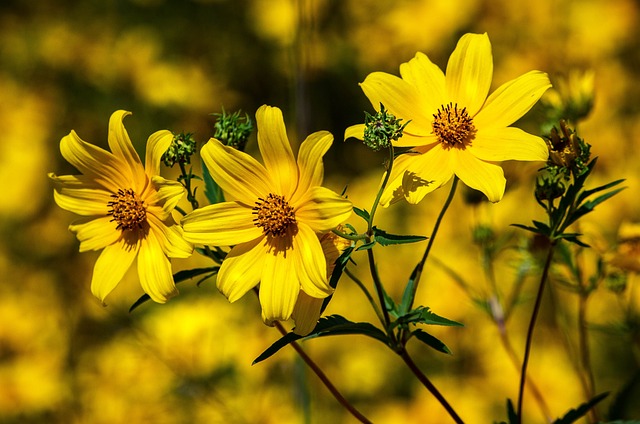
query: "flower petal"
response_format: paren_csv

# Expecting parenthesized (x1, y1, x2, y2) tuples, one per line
(60, 131, 129, 192)
(145, 176, 186, 221)
(256, 105, 299, 198)
(344, 124, 365, 141)
(469, 127, 549, 162)
(295, 187, 352, 232)
(292, 291, 323, 336)
(145, 130, 173, 177)
(181, 201, 263, 246)
(360, 72, 433, 134)
(473, 70, 552, 130)
(49, 173, 112, 216)
(294, 130, 332, 202)
(445, 33, 493, 116)
(147, 215, 192, 258)
(259, 244, 300, 324)
(107, 110, 146, 189)
(137, 230, 178, 303)
(217, 237, 266, 302)
(399, 51, 447, 113)
(91, 237, 138, 303)
(451, 149, 506, 202)
(69, 216, 121, 252)
(293, 223, 331, 298)
(200, 138, 272, 204)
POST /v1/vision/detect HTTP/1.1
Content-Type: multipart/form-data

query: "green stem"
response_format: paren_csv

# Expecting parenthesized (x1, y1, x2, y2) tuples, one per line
(367, 144, 395, 233)
(399, 348, 464, 424)
(179, 162, 199, 210)
(407, 176, 459, 311)
(332, 228, 367, 242)
(345, 268, 386, 327)
(517, 241, 556, 423)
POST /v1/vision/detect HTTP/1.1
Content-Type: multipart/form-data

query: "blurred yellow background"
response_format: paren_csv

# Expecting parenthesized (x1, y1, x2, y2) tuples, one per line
(1, 0, 639, 422)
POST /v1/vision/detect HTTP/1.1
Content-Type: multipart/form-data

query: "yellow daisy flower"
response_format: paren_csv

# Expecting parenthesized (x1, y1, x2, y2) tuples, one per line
(49, 110, 192, 304)
(181, 105, 352, 325)
(346, 32, 552, 205)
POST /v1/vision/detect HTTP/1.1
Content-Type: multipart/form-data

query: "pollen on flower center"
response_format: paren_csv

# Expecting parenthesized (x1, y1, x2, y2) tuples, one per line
(432, 103, 477, 149)
(252, 193, 296, 237)
(107, 188, 147, 231)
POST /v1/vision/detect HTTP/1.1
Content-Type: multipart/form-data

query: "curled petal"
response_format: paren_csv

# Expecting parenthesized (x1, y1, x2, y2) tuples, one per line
(50, 173, 111, 216)
(217, 237, 266, 302)
(295, 130, 333, 201)
(293, 223, 331, 298)
(147, 215, 192, 259)
(344, 124, 365, 141)
(69, 216, 121, 252)
(145, 176, 186, 221)
(445, 33, 493, 116)
(469, 127, 549, 162)
(91, 238, 138, 303)
(295, 187, 352, 232)
(145, 130, 173, 177)
(107, 110, 146, 190)
(451, 150, 506, 202)
(181, 202, 263, 246)
(137, 230, 178, 303)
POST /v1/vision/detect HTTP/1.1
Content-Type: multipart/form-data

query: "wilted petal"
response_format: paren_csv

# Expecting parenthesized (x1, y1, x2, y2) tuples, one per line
(137, 230, 178, 303)
(295, 187, 352, 232)
(469, 127, 549, 162)
(91, 238, 138, 303)
(293, 223, 331, 298)
(451, 149, 506, 202)
(217, 237, 266, 302)
(181, 202, 263, 246)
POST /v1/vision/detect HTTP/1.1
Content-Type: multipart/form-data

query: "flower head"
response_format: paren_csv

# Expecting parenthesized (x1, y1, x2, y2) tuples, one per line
(345, 33, 551, 205)
(181, 105, 352, 326)
(49, 111, 193, 303)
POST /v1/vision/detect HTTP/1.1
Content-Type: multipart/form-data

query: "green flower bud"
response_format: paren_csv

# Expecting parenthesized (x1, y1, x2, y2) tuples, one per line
(212, 109, 253, 151)
(162, 132, 197, 167)
(363, 103, 408, 151)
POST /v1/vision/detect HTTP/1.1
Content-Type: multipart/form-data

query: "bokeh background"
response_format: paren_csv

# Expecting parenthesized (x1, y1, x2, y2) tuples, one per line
(2, 0, 640, 422)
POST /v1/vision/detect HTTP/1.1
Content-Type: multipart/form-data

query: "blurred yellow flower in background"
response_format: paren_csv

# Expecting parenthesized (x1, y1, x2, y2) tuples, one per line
(182, 105, 352, 330)
(49, 110, 192, 304)
(346, 33, 551, 205)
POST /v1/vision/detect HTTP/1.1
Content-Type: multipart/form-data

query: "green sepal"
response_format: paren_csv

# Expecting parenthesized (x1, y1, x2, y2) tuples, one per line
(353, 206, 371, 222)
(372, 226, 428, 246)
(253, 315, 389, 364)
(129, 266, 220, 312)
(411, 329, 452, 354)
(551, 392, 608, 424)
(201, 157, 225, 205)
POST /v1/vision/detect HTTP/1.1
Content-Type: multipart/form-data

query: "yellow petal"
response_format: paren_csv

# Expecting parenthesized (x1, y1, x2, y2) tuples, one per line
(344, 124, 365, 141)
(294, 130, 332, 203)
(69, 216, 121, 252)
(293, 223, 331, 298)
(181, 201, 263, 246)
(399, 51, 447, 114)
(360, 72, 433, 134)
(445, 33, 493, 116)
(256, 105, 299, 198)
(201, 138, 272, 204)
(145, 130, 173, 177)
(60, 131, 129, 192)
(91, 237, 138, 303)
(451, 149, 505, 202)
(474, 70, 552, 130)
(50, 173, 111, 216)
(144, 176, 186, 221)
(259, 246, 300, 323)
(393, 132, 438, 148)
(107, 110, 146, 190)
(217, 237, 266, 302)
(292, 291, 323, 336)
(295, 187, 352, 232)
(147, 215, 192, 259)
(469, 127, 549, 162)
(137, 230, 178, 303)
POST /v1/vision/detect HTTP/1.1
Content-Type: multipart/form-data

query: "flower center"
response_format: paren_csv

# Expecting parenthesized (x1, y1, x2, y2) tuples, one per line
(107, 188, 147, 231)
(253, 193, 296, 237)
(432, 103, 476, 149)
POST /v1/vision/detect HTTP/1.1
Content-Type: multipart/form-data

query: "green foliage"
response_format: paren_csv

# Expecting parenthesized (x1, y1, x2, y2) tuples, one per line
(212, 109, 253, 151)
(372, 227, 428, 246)
(551, 392, 608, 424)
(202, 157, 225, 205)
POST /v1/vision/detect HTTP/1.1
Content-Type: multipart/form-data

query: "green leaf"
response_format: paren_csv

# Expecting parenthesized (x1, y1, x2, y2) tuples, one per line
(353, 207, 370, 222)
(577, 178, 625, 204)
(399, 263, 420, 316)
(253, 315, 389, 364)
(202, 157, 225, 204)
(552, 392, 608, 424)
(506, 398, 518, 424)
(564, 187, 625, 229)
(320, 246, 355, 313)
(372, 227, 428, 246)
(511, 223, 543, 235)
(129, 266, 219, 312)
(411, 329, 452, 354)
(395, 306, 464, 328)
(356, 240, 376, 251)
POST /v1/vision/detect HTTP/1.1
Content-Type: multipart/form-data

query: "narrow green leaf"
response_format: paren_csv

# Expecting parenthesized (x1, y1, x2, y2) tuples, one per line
(253, 332, 302, 364)
(395, 306, 464, 328)
(320, 246, 355, 313)
(399, 263, 420, 316)
(577, 178, 625, 204)
(356, 240, 376, 251)
(411, 329, 452, 354)
(564, 187, 625, 229)
(353, 207, 371, 222)
(506, 399, 518, 424)
(552, 392, 608, 424)
(372, 227, 428, 246)
(511, 223, 543, 234)
(202, 157, 225, 204)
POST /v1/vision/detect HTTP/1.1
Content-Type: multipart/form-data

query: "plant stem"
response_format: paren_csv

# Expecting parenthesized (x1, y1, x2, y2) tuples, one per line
(179, 162, 199, 210)
(517, 242, 555, 423)
(399, 348, 464, 424)
(273, 321, 373, 424)
(407, 176, 459, 311)
(345, 268, 386, 327)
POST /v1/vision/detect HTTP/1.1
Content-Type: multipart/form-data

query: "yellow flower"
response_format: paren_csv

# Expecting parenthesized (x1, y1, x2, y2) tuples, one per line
(346, 33, 551, 205)
(49, 111, 192, 303)
(291, 230, 352, 336)
(181, 105, 352, 325)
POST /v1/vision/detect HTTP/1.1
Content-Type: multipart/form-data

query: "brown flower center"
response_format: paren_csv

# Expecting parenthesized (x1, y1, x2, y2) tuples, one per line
(107, 188, 147, 231)
(253, 193, 296, 237)
(432, 103, 476, 149)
